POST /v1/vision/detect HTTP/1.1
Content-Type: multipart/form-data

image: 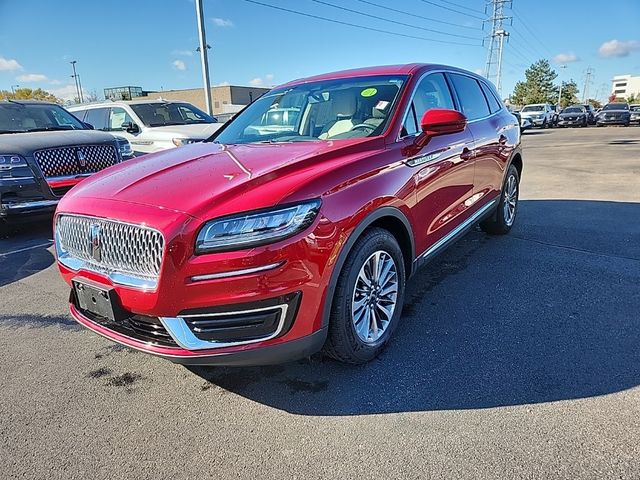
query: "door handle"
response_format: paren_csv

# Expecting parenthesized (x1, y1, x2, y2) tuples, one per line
(498, 134, 508, 145)
(460, 147, 475, 161)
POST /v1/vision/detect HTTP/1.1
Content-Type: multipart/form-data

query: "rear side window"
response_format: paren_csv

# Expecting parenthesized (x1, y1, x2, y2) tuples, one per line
(84, 108, 109, 130)
(448, 73, 491, 120)
(480, 82, 503, 113)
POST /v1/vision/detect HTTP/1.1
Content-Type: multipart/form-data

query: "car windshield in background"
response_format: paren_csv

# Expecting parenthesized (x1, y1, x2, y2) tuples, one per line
(602, 103, 629, 111)
(521, 105, 544, 112)
(629, 106, 640, 112)
(0, 102, 86, 133)
(563, 107, 583, 113)
(211, 75, 407, 145)
(130, 102, 216, 127)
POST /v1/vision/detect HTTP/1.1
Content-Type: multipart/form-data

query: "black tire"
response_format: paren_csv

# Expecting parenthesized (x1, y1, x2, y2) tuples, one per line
(323, 227, 406, 364)
(541, 119, 547, 129)
(480, 164, 520, 235)
(0, 219, 9, 239)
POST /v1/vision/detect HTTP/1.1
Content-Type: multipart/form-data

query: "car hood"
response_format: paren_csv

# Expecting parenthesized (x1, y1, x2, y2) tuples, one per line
(0, 130, 117, 157)
(519, 111, 544, 117)
(62, 138, 382, 220)
(143, 123, 223, 139)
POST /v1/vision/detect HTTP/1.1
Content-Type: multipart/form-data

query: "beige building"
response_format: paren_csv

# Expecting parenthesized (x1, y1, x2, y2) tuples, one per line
(141, 85, 270, 115)
(611, 74, 640, 101)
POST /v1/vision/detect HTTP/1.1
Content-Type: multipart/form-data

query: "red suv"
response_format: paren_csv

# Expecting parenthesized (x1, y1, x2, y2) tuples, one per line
(54, 64, 522, 365)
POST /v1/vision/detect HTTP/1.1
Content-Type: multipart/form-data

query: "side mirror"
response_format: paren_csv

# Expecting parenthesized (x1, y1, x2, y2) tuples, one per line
(121, 121, 140, 134)
(83, 122, 94, 130)
(414, 109, 467, 149)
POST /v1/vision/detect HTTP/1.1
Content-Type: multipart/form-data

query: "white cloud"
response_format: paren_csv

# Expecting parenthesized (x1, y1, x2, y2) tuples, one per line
(49, 79, 62, 85)
(172, 49, 193, 57)
(248, 74, 274, 87)
(172, 60, 187, 71)
(474, 68, 485, 76)
(553, 52, 579, 64)
(0, 56, 22, 71)
(598, 39, 640, 58)
(50, 84, 85, 101)
(16, 73, 48, 83)
(212, 17, 234, 27)
(215, 81, 230, 86)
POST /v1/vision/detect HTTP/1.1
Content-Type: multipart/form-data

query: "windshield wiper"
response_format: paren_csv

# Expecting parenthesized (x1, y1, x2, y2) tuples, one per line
(0, 129, 27, 134)
(24, 126, 76, 132)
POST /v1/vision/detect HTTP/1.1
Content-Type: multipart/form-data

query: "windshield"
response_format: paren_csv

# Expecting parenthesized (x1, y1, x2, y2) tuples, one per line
(603, 103, 629, 111)
(130, 102, 216, 127)
(211, 75, 407, 144)
(563, 107, 583, 113)
(631, 106, 640, 112)
(0, 102, 86, 133)
(521, 105, 544, 112)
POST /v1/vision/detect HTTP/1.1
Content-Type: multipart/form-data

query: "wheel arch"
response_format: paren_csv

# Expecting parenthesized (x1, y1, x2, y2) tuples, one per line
(320, 206, 415, 328)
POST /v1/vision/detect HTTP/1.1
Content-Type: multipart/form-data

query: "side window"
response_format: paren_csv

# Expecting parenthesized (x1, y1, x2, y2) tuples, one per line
(402, 105, 418, 137)
(413, 73, 455, 118)
(84, 108, 109, 130)
(108, 107, 134, 131)
(448, 73, 491, 120)
(72, 109, 86, 122)
(480, 81, 502, 113)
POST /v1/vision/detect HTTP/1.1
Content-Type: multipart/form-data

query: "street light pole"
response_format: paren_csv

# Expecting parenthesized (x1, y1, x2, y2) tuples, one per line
(195, 0, 213, 116)
(70, 61, 82, 103)
(76, 74, 84, 103)
(10, 84, 19, 94)
(557, 65, 566, 109)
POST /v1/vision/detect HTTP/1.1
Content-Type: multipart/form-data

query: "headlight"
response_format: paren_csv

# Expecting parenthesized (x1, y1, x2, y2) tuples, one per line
(195, 200, 321, 254)
(114, 138, 134, 159)
(0, 154, 33, 180)
(172, 138, 201, 147)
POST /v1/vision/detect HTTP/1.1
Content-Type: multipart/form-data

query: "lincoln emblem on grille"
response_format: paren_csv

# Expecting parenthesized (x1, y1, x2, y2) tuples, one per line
(89, 223, 102, 262)
(76, 148, 87, 168)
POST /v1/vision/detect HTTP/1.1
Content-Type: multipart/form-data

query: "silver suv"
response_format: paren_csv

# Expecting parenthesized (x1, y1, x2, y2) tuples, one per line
(519, 103, 555, 128)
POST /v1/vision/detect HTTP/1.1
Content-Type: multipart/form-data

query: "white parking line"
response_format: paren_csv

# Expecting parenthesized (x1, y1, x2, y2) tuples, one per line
(0, 242, 53, 257)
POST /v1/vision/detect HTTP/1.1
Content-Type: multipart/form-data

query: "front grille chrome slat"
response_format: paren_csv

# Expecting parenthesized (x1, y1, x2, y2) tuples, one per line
(56, 215, 164, 287)
(34, 145, 117, 178)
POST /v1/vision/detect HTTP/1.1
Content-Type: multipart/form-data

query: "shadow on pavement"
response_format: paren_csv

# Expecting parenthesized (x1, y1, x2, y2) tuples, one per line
(0, 217, 55, 287)
(190, 199, 640, 415)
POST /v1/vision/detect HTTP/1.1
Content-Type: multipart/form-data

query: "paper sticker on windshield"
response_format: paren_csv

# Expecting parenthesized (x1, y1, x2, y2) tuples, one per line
(375, 100, 389, 110)
(361, 87, 378, 97)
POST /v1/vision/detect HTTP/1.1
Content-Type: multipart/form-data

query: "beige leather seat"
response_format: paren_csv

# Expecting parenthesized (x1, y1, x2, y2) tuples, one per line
(319, 91, 358, 139)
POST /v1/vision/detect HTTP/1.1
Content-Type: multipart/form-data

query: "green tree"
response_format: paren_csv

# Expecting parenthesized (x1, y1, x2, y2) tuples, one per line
(511, 59, 558, 105)
(626, 93, 638, 104)
(587, 98, 602, 109)
(0, 87, 62, 103)
(555, 79, 580, 108)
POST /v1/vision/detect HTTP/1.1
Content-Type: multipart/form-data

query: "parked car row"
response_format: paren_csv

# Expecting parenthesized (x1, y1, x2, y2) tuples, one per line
(516, 102, 634, 129)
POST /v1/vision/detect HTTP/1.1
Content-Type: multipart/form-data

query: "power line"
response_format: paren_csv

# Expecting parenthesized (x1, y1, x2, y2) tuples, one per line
(420, 0, 485, 20)
(312, 0, 482, 40)
(355, 0, 481, 31)
(509, 30, 544, 62)
(437, 0, 485, 14)
(511, 8, 553, 57)
(241, 0, 482, 46)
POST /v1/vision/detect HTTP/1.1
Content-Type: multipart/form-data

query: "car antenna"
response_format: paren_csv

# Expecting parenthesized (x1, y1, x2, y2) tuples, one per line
(7, 98, 25, 106)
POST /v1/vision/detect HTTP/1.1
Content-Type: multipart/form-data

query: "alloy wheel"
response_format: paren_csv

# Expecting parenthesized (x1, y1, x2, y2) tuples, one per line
(503, 173, 518, 226)
(351, 250, 399, 343)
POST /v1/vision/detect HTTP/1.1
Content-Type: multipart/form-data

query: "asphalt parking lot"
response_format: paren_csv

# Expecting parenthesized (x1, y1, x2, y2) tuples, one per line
(1, 126, 639, 479)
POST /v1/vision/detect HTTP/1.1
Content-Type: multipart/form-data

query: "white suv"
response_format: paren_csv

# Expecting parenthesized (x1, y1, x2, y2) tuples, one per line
(69, 100, 224, 154)
(519, 103, 555, 128)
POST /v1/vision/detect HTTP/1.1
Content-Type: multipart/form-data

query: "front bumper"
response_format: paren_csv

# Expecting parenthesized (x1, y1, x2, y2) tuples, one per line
(557, 118, 586, 126)
(596, 116, 630, 125)
(56, 199, 341, 364)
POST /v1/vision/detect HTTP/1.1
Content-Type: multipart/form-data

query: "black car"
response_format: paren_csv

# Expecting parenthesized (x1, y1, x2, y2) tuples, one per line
(0, 100, 133, 235)
(582, 104, 596, 124)
(596, 103, 631, 127)
(557, 105, 589, 127)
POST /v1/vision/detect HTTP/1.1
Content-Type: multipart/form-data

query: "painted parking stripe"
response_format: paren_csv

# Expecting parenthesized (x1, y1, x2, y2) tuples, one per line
(0, 242, 53, 257)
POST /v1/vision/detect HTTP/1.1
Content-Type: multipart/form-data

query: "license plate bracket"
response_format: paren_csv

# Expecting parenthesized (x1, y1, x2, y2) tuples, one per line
(72, 279, 126, 323)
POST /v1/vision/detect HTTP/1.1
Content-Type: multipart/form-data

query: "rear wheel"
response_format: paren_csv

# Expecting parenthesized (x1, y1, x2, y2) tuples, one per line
(323, 228, 406, 364)
(480, 164, 520, 235)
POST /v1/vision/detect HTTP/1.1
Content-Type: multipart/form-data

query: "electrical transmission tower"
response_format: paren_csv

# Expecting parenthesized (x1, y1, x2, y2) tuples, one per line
(582, 66, 594, 102)
(484, 0, 512, 96)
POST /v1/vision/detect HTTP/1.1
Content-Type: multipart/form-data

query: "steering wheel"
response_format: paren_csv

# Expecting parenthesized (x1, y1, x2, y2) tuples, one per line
(349, 123, 376, 132)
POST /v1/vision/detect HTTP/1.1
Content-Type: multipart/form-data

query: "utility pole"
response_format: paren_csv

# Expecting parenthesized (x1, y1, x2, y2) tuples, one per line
(76, 74, 84, 103)
(582, 66, 594, 103)
(557, 64, 566, 109)
(70, 61, 82, 103)
(195, 0, 213, 116)
(10, 84, 19, 94)
(484, 0, 512, 95)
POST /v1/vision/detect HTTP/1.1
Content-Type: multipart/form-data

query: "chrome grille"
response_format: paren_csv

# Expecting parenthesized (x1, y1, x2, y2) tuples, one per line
(34, 145, 117, 178)
(56, 215, 164, 281)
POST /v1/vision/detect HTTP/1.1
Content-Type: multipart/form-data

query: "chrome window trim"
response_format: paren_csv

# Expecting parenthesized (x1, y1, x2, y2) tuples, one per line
(159, 304, 288, 350)
(398, 70, 503, 142)
(415, 198, 498, 262)
(190, 261, 285, 282)
(1, 199, 58, 210)
(55, 213, 165, 292)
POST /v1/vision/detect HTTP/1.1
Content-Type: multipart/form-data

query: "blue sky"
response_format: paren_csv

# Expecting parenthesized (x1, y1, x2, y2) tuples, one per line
(1, 0, 638, 102)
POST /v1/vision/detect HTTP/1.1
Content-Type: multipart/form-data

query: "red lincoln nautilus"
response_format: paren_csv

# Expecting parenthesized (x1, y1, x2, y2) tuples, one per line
(54, 64, 522, 365)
